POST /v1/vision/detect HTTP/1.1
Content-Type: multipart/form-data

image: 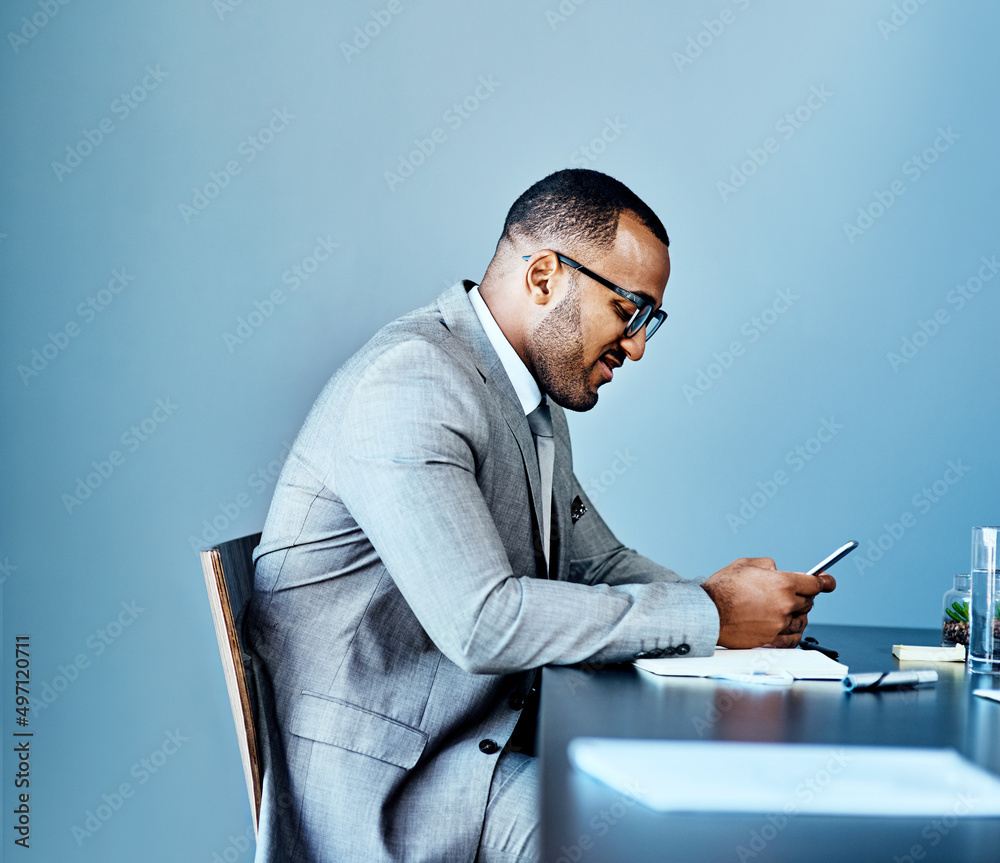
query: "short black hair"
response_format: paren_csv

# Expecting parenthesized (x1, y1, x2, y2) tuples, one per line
(499, 169, 669, 255)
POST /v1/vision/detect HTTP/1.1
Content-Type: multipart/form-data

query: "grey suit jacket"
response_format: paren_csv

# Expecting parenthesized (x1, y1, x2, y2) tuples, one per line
(246, 281, 719, 862)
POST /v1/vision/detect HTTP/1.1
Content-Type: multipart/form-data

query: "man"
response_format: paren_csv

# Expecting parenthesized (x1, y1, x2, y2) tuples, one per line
(246, 169, 836, 863)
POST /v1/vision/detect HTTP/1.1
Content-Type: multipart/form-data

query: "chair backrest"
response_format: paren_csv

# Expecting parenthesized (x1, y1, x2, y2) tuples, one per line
(200, 532, 263, 833)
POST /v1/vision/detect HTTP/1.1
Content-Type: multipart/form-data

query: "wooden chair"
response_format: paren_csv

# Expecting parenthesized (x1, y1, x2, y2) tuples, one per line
(200, 532, 263, 833)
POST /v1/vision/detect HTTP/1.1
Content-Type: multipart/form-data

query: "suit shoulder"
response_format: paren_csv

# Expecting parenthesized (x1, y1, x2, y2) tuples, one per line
(303, 291, 490, 438)
(352, 311, 480, 385)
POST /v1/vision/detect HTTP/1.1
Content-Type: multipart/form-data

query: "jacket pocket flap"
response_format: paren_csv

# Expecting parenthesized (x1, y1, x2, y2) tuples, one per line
(291, 690, 427, 770)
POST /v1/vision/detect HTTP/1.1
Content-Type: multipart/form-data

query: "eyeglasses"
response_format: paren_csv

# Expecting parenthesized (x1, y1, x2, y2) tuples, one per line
(522, 252, 667, 340)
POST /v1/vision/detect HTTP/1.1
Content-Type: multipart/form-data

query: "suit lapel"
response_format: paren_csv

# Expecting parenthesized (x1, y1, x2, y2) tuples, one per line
(488, 366, 545, 543)
(549, 403, 573, 581)
(437, 282, 547, 553)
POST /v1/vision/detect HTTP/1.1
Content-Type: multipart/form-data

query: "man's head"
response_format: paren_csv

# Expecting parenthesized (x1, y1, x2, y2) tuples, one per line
(480, 169, 670, 411)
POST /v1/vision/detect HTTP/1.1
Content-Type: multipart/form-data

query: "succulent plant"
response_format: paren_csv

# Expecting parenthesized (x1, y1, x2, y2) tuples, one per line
(945, 601, 969, 622)
(947, 600, 1000, 621)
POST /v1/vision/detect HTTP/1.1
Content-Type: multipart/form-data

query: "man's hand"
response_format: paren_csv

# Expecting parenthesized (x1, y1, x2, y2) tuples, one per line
(700, 557, 836, 649)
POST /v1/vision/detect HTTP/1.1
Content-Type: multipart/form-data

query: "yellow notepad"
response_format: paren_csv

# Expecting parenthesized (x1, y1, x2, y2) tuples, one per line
(892, 644, 966, 662)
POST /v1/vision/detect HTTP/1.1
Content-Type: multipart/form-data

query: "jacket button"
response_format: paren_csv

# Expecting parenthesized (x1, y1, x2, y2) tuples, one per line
(479, 739, 500, 754)
(648, 648, 664, 658)
(675, 643, 691, 656)
(509, 693, 524, 710)
(634, 651, 651, 659)
(660, 646, 675, 657)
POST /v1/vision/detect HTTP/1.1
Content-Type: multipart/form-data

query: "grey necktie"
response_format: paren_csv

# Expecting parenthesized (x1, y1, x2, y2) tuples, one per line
(526, 399, 554, 568)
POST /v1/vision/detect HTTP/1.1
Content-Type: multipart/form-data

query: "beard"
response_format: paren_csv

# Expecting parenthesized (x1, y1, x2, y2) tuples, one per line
(525, 278, 599, 412)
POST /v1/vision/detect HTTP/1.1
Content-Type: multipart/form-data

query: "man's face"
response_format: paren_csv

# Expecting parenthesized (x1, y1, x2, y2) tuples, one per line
(525, 212, 670, 411)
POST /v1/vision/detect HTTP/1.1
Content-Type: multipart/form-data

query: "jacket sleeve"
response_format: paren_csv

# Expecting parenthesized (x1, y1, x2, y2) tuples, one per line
(335, 338, 719, 675)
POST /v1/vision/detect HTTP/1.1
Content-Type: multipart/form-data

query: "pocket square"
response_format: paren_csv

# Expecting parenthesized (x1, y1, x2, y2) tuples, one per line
(571, 495, 588, 524)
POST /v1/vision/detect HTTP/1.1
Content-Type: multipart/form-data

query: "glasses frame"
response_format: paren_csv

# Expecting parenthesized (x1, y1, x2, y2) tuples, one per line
(521, 252, 667, 340)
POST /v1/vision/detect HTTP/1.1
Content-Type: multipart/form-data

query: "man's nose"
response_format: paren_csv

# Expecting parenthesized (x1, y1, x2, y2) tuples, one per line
(620, 326, 646, 361)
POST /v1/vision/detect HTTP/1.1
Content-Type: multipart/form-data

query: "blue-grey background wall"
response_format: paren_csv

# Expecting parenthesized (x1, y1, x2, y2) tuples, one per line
(2, 0, 997, 858)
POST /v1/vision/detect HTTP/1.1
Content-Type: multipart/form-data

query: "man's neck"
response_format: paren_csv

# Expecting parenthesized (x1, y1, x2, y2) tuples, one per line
(476, 280, 530, 369)
(468, 284, 541, 415)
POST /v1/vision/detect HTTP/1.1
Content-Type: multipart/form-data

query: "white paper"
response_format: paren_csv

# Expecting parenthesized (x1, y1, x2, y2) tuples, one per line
(634, 647, 848, 680)
(568, 738, 1000, 816)
(974, 689, 1000, 704)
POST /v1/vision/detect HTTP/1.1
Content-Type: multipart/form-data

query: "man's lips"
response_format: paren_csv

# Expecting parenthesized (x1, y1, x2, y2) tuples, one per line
(597, 353, 622, 382)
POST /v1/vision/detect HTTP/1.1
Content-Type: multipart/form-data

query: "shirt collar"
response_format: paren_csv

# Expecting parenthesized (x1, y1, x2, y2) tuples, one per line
(468, 284, 542, 415)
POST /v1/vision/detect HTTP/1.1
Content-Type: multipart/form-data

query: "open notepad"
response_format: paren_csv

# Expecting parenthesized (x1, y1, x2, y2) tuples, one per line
(634, 647, 848, 680)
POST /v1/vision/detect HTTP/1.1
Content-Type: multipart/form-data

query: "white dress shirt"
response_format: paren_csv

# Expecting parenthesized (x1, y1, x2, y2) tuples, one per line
(468, 284, 542, 415)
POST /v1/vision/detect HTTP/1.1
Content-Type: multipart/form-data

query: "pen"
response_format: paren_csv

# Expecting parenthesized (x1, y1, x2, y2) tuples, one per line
(844, 671, 938, 692)
(800, 637, 840, 661)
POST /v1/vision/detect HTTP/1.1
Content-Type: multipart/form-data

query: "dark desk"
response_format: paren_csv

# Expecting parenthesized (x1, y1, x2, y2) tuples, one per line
(539, 624, 1000, 863)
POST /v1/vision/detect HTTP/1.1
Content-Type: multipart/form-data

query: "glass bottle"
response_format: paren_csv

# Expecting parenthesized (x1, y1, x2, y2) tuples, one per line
(942, 573, 972, 647)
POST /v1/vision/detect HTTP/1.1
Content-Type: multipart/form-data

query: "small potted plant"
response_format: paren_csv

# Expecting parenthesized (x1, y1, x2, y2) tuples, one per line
(942, 600, 970, 647)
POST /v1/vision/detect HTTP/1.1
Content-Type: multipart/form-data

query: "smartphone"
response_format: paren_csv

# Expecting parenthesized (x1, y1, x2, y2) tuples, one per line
(806, 540, 858, 576)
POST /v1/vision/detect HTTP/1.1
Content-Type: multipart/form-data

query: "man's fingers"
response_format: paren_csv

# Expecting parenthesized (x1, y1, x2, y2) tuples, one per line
(770, 614, 805, 647)
(789, 594, 814, 614)
(787, 572, 837, 596)
(779, 613, 808, 635)
(814, 573, 837, 593)
(770, 632, 803, 649)
(743, 557, 777, 570)
(712, 558, 832, 649)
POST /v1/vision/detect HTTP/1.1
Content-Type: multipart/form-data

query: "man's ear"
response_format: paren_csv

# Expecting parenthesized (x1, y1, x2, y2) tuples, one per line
(524, 250, 562, 307)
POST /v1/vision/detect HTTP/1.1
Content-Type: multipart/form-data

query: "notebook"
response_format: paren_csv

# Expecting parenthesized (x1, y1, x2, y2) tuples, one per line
(634, 646, 848, 680)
